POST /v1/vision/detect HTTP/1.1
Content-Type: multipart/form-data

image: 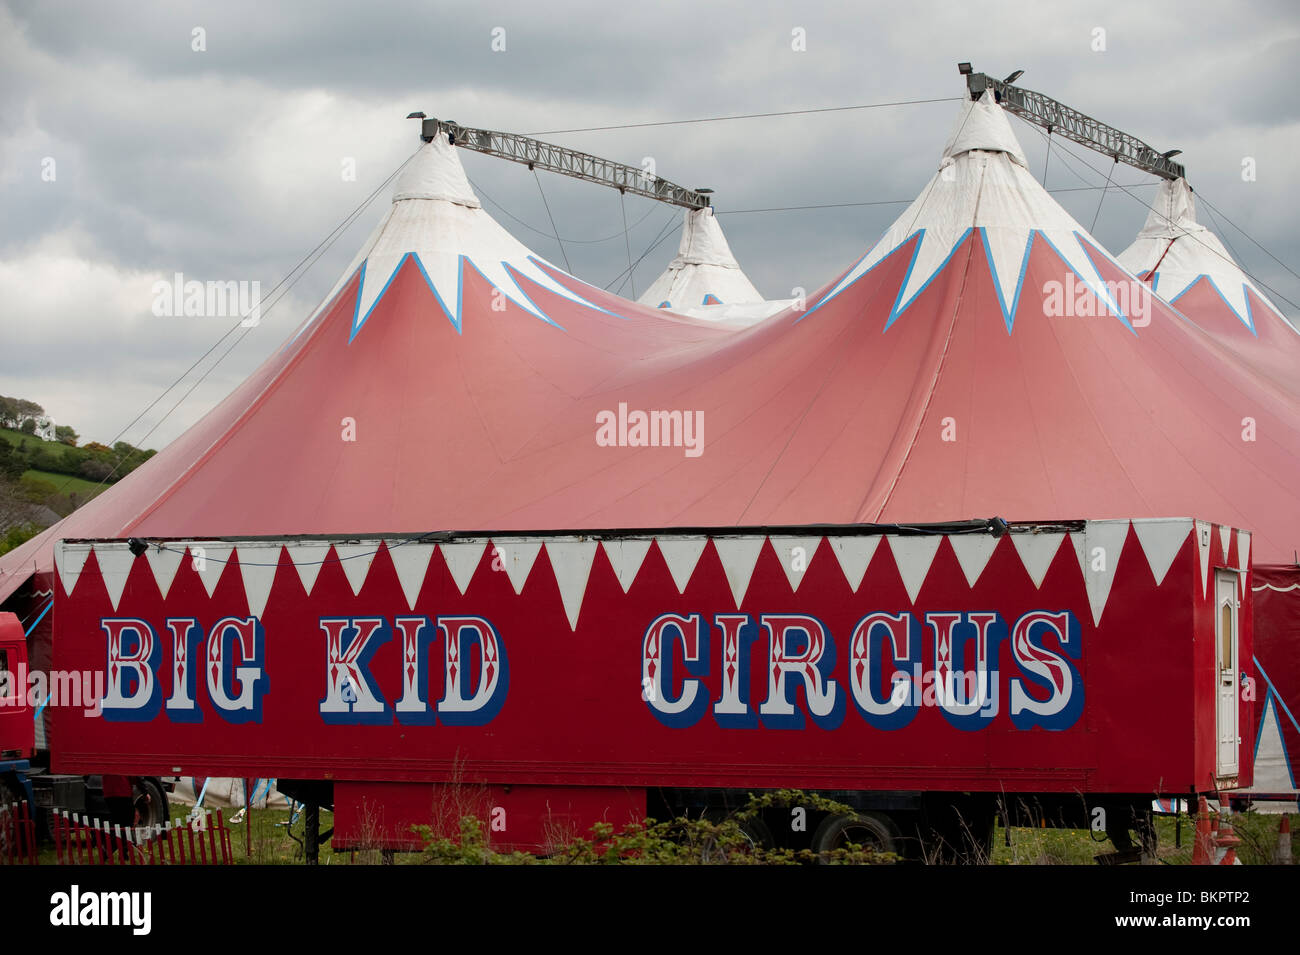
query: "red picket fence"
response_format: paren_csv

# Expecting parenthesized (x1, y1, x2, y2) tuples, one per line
(0, 801, 38, 865)
(52, 808, 234, 865)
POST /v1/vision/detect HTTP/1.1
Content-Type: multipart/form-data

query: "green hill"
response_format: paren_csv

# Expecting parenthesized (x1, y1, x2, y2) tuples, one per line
(0, 426, 60, 448)
(21, 468, 108, 500)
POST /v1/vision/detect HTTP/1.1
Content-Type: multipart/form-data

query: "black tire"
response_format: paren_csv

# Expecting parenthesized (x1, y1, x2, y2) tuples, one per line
(1106, 808, 1157, 856)
(812, 810, 901, 860)
(132, 777, 168, 829)
(700, 809, 774, 863)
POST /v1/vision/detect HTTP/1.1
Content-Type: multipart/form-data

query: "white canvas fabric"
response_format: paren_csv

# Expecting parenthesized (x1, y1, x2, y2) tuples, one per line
(670, 299, 801, 324)
(169, 776, 291, 809)
(814, 89, 1128, 328)
(638, 208, 768, 314)
(1117, 177, 1289, 331)
(295, 133, 607, 339)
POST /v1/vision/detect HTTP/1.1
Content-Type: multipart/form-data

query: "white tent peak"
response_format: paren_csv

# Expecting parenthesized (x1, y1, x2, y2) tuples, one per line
(1136, 177, 1198, 240)
(671, 207, 745, 270)
(638, 207, 793, 324)
(942, 89, 1028, 169)
(391, 135, 481, 208)
(1117, 177, 1286, 331)
(812, 91, 1128, 332)
(296, 133, 607, 340)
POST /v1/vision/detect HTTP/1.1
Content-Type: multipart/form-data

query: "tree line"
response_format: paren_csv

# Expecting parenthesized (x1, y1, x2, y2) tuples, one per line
(0, 395, 155, 483)
(0, 395, 157, 555)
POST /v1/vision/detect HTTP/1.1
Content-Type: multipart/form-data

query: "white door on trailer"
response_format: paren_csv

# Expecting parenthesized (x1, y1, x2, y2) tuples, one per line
(1216, 570, 1239, 778)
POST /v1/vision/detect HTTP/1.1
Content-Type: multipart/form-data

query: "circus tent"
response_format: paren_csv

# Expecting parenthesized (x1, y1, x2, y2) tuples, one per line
(637, 206, 793, 324)
(1118, 176, 1300, 401)
(5, 87, 1300, 615)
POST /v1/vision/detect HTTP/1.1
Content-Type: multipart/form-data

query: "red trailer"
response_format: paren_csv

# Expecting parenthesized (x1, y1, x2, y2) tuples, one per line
(44, 516, 1253, 859)
(1236, 564, 1300, 809)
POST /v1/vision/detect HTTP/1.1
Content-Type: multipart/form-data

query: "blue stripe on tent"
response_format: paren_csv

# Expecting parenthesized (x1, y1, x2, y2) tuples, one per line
(884, 229, 973, 331)
(461, 257, 564, 331)
(403, 252, 464, 334)
(1044, 232, 1135, 335)
(1255, 689, 1299, 790)
(1252, 657, 1299, 790)
(522, 256, 622, 319)
(1255, 656, 1300, 737)
(979, 228, 1034, 334)
(795, 230, 918, 325)
(1169, 275, 1255, 333)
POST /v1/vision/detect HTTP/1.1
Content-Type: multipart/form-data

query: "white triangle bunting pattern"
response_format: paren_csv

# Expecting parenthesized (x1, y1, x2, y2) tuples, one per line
(545, 540, 600, 630)
(655, 537, 709, 594)
(948, 534, 1000, 588)
(438, 540, 487, 596)
(1237, 529, 1251, 598)
(55, 543, 92, 598)
(828, 536, 881, 593)
(769, 536, 824, 593)
(93, 544, 137, 612)
(601, 539, 653, 594)
(386, 540, 438, 610)
(144, 544, 185, 600)
(1131, 520, 1191, 588)
(1012, 533, 1065, 589)
(333, 544, 377, 597)
(1068, 533, 1086, 584)
(886, 535, 943, 604)
(1083, 521, 1131, 627)
(285, 542, 331, 597)
(190, 541, 234, 598)
(491, 538, 543, 595)
(712, 537, 765, 607)
(236, 544, 282, 618)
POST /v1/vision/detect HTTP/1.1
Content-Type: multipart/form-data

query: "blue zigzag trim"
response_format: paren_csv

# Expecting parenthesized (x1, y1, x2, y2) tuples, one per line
(1170, 275, 1257, 334)
(346, 252, 628, 343)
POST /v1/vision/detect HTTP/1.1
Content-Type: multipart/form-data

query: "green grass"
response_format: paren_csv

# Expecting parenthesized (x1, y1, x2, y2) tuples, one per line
(991, 810, 1298, 865)
(4, 427, 109, 502)
(21, 468, 107, 499)
(31, 802, 1300, 866)
(0, 427, 60, 448)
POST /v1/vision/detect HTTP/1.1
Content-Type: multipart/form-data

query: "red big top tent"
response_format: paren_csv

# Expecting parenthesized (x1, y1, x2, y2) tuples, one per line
(4, 88, 1300, 611)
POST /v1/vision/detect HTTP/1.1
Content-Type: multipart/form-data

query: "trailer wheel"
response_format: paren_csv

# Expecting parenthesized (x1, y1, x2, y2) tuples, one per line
(700, 809, 774, 863)
(812, 811, 901, 861)
(1107, 805, 1159, 857)
(132, 778, 168, 829)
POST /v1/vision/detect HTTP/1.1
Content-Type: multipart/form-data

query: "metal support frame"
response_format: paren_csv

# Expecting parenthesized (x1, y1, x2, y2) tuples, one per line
(417, 116, 711, 210)
(962, 70, 1185, 181)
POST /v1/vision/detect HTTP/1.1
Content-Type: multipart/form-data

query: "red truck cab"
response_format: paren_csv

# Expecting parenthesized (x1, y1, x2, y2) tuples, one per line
(0, 612, 36, 811)
(0, 612, 35, 760)
(1, 610, 169, 831)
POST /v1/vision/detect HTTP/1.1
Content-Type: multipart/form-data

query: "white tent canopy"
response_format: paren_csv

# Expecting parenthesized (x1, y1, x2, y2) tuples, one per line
(638, 207, 794, 324)
(1117, 177, 1289, 332)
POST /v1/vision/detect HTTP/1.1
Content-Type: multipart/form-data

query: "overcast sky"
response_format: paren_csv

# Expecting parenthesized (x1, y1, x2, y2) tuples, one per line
(2, 0, 1297, 450)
